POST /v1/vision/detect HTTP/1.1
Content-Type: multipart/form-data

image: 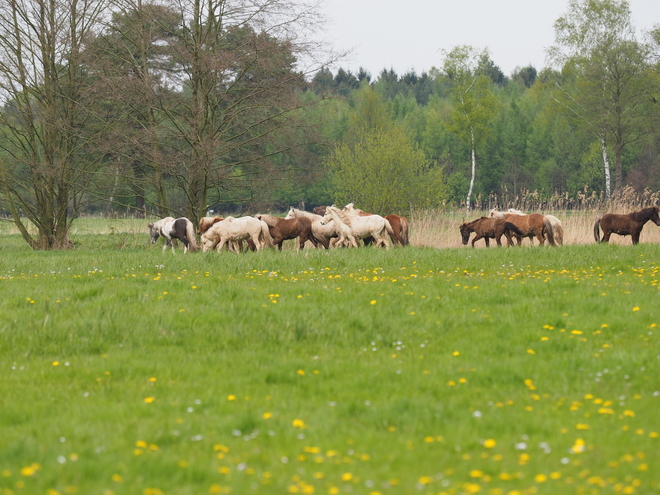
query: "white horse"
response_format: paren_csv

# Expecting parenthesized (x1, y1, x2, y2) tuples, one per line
(321, 205, 392, 249)
(488, 208, 564, 246)
(149, 217, 198, 253)
(284, 207, 338, 249)
(201, 216, 272, 253)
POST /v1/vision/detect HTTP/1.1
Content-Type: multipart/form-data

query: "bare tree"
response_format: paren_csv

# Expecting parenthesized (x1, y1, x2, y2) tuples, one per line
(0, 0, 108, 249)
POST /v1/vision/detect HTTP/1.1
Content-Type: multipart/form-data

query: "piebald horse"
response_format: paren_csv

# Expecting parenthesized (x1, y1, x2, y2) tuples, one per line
(149, 217, 198, 253)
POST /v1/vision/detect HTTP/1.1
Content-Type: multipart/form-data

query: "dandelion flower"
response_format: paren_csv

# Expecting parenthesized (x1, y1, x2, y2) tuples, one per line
(483, 439, 496, 449)
(144, 397, 155, 403)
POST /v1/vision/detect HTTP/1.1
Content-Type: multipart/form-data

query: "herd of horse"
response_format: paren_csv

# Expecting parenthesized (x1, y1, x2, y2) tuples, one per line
(148, 203, 409, 253)
(148, 205, 660, 253)
(460, 206, 660, 247)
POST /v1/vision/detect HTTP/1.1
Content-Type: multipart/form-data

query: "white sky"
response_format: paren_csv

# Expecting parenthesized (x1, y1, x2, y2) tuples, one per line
(317, 0, 659, 77)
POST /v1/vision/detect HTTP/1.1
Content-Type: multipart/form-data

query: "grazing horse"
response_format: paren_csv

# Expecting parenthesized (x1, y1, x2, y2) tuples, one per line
(321, 205, 393, 248)
(149, 217, 198, 253)
(594, 206, 660, 244)
(149, 217, 174, 246)
(284, 207, 338, 249)
(343, 203, 410, 246)
(459, 217, 524, 247)
(199, 216, 255, 252)
(489, 209, 564, 246)
(255, 214, 315, 250)
(201, 216, 272, 253)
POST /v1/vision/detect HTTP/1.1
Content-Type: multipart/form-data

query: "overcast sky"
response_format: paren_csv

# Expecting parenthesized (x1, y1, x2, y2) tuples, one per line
(316, 0, 659, 77)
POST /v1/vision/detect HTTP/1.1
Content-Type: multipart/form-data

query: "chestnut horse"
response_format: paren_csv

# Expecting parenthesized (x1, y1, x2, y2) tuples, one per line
(594, 206, 660, 244)
(459, 217, 524, 247)
(255, 214, 315, 250)
(502, 213, 555, 246)
(342, 203, 410, 246)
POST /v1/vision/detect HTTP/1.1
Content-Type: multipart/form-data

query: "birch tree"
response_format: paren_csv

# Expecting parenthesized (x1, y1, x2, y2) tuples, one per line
(548, 0, 657, 197)
(442, 46, 499, 211)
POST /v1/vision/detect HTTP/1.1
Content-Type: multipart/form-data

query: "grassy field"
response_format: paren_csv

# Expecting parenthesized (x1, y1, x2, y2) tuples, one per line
(1, 217, 660, 495)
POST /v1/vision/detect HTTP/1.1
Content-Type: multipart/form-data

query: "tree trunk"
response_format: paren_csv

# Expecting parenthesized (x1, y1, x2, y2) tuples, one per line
(601, 136, 611, 200)
(466, 127, 476, 212)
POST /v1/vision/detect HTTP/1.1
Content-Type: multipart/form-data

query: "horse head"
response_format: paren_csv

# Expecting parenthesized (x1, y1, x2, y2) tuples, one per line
(458, 223, 471, 245)
(148, 223, 159, 243)
(284, 207, 296, 220)
(651, 206, 660, 226)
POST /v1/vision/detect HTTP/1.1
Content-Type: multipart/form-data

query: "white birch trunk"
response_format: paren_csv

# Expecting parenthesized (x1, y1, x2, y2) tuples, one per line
(466, 127, 476, 212)
(601, 135, 611, 200)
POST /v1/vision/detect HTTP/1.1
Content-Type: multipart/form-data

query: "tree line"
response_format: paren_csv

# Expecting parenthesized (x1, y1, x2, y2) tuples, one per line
(0, 0, 659, 249)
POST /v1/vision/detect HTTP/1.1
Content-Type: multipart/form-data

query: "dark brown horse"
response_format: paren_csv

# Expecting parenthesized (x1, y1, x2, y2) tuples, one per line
(255, 214, 315, 250)
(594, 206, 660, 245)
(459, 217, 524, 247)
(505, 213, 556, 246)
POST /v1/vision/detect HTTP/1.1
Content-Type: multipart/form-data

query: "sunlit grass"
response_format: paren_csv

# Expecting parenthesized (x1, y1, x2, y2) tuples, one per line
(1, 232, 659, 495)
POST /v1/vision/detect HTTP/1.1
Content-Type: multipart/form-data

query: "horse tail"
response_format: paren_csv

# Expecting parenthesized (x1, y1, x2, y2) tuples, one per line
(553, 219, 564, 246)
(260, 220, 274, 248)
(186, 220, 199, 251)
(543, 217, 556, 246)
(505, 222, 525, 237)
(593, 218, 601, 242)
(384, 218, 395, 243)
(399, 216, 410, 246)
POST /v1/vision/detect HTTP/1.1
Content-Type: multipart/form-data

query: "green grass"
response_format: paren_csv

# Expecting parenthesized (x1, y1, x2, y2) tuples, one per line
(1, 234, 659, 495)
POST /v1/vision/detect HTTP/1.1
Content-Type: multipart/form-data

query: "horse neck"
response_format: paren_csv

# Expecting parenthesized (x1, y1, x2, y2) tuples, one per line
(329, 208, 350, 227)
(632, 209, 653, 223)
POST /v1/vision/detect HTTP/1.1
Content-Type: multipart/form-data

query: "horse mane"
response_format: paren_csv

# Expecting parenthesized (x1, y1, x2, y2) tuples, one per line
(328, 206, 352, 227)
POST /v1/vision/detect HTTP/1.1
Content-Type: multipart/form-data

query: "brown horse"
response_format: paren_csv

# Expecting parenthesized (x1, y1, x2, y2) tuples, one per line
(342, 204, 410, 246)
(459, 217, 524, 247)
(505, 213, 556, 246)
(255, 214, 315, 250)
(594, 206, 660, 244)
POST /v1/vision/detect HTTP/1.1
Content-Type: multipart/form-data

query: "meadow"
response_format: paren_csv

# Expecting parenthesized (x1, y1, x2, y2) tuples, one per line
(1, 212, 659, 495)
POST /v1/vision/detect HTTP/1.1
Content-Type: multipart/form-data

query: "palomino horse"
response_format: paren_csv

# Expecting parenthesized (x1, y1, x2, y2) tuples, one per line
(149, 217, 198, 253)
(201, 216, 272, 253)
(284, 207, 338, 249)
(320, 205, 393, 248)
(198, 216, 255, 252)
(342, 203, 410, 246)
(489, 209, 564, 246)
(594, 206, 660, 244)
(198, 216, 224, 234)
(255, 214, 315, 250)
(459, 217, 524, 247)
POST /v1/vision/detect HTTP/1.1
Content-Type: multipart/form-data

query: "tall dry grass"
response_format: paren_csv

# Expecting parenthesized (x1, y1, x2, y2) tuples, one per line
(3, 185, 660, 250)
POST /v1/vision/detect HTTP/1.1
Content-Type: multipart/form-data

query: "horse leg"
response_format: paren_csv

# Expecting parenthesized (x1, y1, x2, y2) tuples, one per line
(602, 231, 611, 243)
(495, 235, 502, 247)
(216, 238, 227, 253)
(471, 234, 482, 248)
(536, 232, 545, 246)
(632, 231, 641, 245)
(484, 237, 490, 247)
